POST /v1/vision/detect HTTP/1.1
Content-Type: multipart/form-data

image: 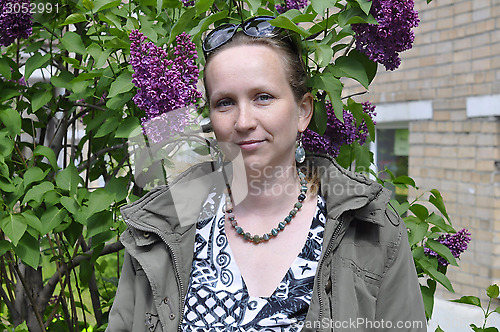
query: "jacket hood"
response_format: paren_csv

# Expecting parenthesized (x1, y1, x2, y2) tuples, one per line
(120, 155, 393, 237)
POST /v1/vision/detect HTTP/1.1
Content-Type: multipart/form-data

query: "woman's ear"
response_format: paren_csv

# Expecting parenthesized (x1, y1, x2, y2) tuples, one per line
(298, 92, 314, 132)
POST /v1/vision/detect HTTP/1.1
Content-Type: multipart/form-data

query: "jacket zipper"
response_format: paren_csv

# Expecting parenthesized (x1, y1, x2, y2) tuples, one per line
(316, 215, 344, 331)
(124, 221, 185, 332)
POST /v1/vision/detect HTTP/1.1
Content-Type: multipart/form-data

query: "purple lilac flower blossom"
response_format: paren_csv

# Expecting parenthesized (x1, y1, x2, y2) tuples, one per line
(302, 101, 376, 157)
(181, 0, 194, 7)
(130, 30, 202, 143)
(352, 0, 419, 70)
(276, 0, 308, 14)
(424, 229, 471, 267)
(0, 0, 33, 47)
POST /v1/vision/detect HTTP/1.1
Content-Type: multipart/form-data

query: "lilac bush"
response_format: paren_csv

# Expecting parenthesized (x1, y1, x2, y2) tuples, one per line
(352, 0, 420, 70)
(424, 228, 472, 266)
(0, 0, 33, 47)
(302, 101, 376, 157)
(130, 30, 202, 143)
(276, 0, 308, 14)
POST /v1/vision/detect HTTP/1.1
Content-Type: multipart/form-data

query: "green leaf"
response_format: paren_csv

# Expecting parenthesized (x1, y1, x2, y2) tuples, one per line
(332, 55, 369, 89)
(195, 0, 215, 16)
(23, 167, 46, 189)
(390, 199, 410, 216)
(24, 53, 50, 79)
(417, 258, 454, 292)
(33, 145, 59, 170)
(451, 295, 481, 307)
(87, 43, 113, 68)
(31, 89, 53, 113)
(0, 132, 14, 157)
(435, 326, 444, 332)
(62, 13, 87, 25)
(393, 175, 416, 187)
(0, 108, 21, 137)
(94, 0, 120, 12)
(61, 31, 87, 55)
(0, 239, 11, 256)
(51, 70, 74, 88)
(86, 189, 115, 216)
(22, 210, 43, 234)
(22, 181, 54, 204)
(106, 92, 133, 110)
(487, 284, 500, 299)
(426, 213, 454, 232)
(79, 259, 93, 285)
(190, 10, 228, 40)
(308, 72, 343, 117)
(407, 218, 428, 247)
(115, 117, 140, 138)
(95, 116, 121, 138)
(0, 214, 27, 246)
(0, 56, 12, 80)
(56, 164, 82, 195)
(348, 49, 377, 85)
(105, 176, 129, 202)
(339, 7, 377, 26)
(310, 0, 338, 15)
(40, 206, 67, 234)
(310, 99, 328, 136)
(60, 196, 80, 215)
(270, 16, 311, 38)
(409, 203, 429, 220)
(13, 232, 40, 269)
(429, 189, 450, 222)
(108, 70, 134, 98)
(426, 239, 458, 266)
(314, 42, 334, 67)
(86, 210, 113, 238)
(357, 0, 372, 15)
(245, 0, 261, 15)
(168, 8, 196, 44)
(0, 175, 15, 193)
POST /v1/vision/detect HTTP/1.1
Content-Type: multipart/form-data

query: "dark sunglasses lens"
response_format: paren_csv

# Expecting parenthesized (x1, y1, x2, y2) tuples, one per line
(203, 24, 237, 52)
(242, 17, 277, 37)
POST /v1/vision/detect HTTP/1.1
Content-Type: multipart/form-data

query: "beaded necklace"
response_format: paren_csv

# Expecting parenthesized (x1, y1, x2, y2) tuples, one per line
(224, 169, 308, 244)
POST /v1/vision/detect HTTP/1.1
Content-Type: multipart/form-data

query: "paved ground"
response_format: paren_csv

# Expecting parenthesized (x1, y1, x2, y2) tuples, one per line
(427, 298, 500, 331)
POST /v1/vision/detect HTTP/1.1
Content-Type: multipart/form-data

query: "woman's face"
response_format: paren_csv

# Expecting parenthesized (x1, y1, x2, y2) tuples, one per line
(206, 44, 312, 172)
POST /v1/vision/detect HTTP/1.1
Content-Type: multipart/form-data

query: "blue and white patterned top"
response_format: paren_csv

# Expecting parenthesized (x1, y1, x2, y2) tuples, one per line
(180, 193, 327, 332)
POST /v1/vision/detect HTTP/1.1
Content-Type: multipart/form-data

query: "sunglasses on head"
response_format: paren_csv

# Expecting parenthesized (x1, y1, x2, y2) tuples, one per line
(202, 16, 294, 57)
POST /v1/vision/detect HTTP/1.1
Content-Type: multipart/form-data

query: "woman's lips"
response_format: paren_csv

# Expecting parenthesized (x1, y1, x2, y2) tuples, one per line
(236, 140, 265, 151)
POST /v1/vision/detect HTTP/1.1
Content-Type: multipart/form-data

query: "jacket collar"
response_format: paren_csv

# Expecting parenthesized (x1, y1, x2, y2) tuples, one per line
(120, 155, 390, 237)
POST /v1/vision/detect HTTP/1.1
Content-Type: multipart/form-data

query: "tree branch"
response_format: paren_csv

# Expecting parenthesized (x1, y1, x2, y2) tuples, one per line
(37, 241, 124, 310)
(0, 284, 19, 322)
(77, 143, 127, 172)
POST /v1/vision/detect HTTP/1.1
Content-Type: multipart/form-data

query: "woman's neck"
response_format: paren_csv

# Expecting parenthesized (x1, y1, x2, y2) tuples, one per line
(227, 161, 301, 216)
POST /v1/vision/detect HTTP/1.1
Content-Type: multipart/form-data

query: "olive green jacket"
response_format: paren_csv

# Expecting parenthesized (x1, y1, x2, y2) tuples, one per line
(107, 155, 426, 332)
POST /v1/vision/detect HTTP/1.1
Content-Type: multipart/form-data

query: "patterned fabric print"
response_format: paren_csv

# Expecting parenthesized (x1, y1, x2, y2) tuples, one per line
(181, 194, 327, 332)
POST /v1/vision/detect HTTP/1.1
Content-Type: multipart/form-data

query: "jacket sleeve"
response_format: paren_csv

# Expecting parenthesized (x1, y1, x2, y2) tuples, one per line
(374, 212, 427, 332)
(106, 250, 136, 332)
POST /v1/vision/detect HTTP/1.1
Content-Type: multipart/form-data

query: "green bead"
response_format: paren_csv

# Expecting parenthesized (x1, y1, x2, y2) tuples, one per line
(295, 202, 302, 209)
(284, 215, 292, 223)
(300, 179, 307, 185)
(243, 232, 251, 240)
(289, 209, 297, 216)
(262, 234, 270, 241)
(301, 185, 308, 192)
(253, 235, 261, 244)
(236, 227, 243, 234)
(271, 228, 279, 236)
(278, 222, 285, 230)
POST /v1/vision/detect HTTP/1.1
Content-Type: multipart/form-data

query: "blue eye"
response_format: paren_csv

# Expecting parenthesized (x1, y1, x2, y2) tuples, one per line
(215, 99, 234, 108)
(257, 94, 273, 102)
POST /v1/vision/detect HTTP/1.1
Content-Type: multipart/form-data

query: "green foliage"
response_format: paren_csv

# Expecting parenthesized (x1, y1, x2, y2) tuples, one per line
(0, 0, 451, 330)
(451, 284, 500, 332)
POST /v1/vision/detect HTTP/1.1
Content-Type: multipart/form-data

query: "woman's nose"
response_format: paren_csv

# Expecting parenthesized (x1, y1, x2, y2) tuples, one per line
(234, 103, 257, 131)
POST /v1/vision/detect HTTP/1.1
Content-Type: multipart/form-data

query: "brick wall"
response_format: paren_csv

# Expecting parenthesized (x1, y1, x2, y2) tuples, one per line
(344, 0, 500, 300)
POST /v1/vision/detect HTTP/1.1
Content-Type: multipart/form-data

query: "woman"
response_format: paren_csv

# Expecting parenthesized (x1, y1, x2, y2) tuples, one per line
(107, 16, 426, 331)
